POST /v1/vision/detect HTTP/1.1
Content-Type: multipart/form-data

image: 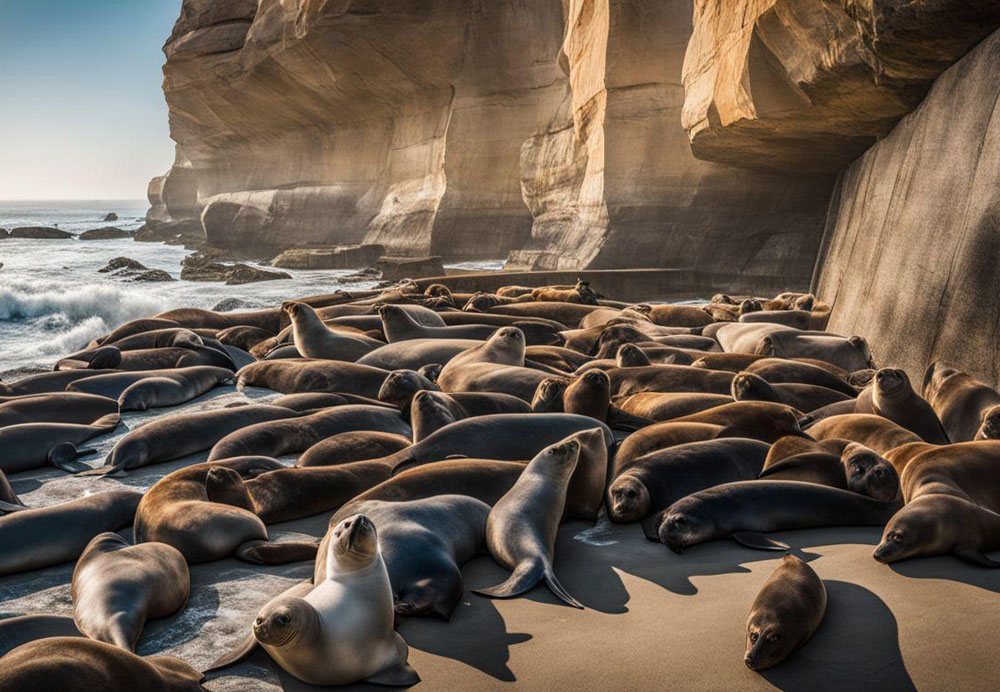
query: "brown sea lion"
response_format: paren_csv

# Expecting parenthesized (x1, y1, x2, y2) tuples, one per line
(156, 306, 281, 332)
(0, 413, 121, 474)
(95, 317, 183, 345)
(855, 368, 950, 443)
(0, 392, 117, 428)
(806, 414, 922, 455)
(357, 338, 481, 370)
(874, 494, 1000, 567)
(739, 309, 813, 329)
(0, 369, 119, 396)
(731, 372, 852, 413)
(607, 364, 735, 398)
(690, 353, 767, 372)
(237, 359, 390, 398)
(745, 555, 826, 670)
(216, 325, 275, 352)
(760, 443, 900, 501)
(614, 392, 734, 421)
(296, 431, 412, 468)
(922, 361, 1000, 442)
(284, 301, 382, 361)
(627, 304, 714, 328)
(409, 389, 532, 442)
(717, 324, 873, 371)
(743, 358, 857, 396)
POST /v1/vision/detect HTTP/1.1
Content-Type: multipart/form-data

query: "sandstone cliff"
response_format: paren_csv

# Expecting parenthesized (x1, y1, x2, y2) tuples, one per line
(814, 29, 1000, 385)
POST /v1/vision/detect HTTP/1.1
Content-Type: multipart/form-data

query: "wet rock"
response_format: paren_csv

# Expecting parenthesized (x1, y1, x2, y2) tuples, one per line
(103, 212, 119, 222)
(375, 256, 446, 282)
(98, 257, 148, 273)
(180, 252, 291, 285)
(271, 244, 385, 270)
(80, 227, 131, 240)
(7, 227, 73, 239)
(129, 269, 176, 282)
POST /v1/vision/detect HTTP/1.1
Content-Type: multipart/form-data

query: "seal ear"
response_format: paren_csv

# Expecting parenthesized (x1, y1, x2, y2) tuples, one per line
(366, 661, 421, 687)
(732, 532, 790, 551)
(954, 547, 1000, 568)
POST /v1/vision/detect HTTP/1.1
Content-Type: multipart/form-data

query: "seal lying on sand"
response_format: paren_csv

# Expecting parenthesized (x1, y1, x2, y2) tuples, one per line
(0, 392, 117, 428)
(0, 413, 121, 474)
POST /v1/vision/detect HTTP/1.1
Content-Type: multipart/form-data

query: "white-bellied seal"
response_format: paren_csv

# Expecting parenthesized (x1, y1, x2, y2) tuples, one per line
(236, 359, 390, 398)
(0, 490, 141, 576)
(0, 392, 117, 428)
(134, 457, 318, 564)
(207, 404, 410, 460)
(607, 438, 769, 528)
(731, 372, 852, 413)
(72, 532, 189, 651)
(0, 413, 120, 474)
(657, 480, 900, 552)
(210, 515, 419, 686)
(745, 555, 826, 670)
(0, 637, 205, 692)
(806, 413, 922, 455)
(296, 431, 412, 467)
(283, 301, 382, 361)
(855, 368, 950, 443)
(94, 404, 298, 476)
(922, 361, 1000, 442)
(475, 437, 583, 608)
(315, 495, 488, 621)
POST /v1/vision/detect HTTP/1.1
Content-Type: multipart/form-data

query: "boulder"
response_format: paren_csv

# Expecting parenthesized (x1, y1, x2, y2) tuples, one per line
(80, 227, 131, 240)
(271, 244, 386, 270)
(130, 269, 176, 282)
(103, 212, 119, 222)
(375, 256, 446, 282)
(8, 227, 73, 239)
(99, 257, 148, 274)
(180, 252, 291, 284)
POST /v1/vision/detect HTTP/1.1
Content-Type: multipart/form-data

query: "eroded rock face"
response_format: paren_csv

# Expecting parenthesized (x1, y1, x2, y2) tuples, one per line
(681, 0, 1000, 174)
(814, 29, 1000, 384)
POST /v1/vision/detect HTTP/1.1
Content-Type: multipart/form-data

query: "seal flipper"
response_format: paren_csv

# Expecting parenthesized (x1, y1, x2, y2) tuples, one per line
(955, 547, 1000, 568)
(203, 631, 258, 674)
(543, 567, 584, 609)
(474, 559, 545, 599)
(365, 662, 420, 687)
(236, 539, 319, 565)
(606, 406, 654, 432)
(146, 655, 205, 686)
(732, 532, 790, 551)
(47, 443, 92, 474)
(0, 500, 26, 513)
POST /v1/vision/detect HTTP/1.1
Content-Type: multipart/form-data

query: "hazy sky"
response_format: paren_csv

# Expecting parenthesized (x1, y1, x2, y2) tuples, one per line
(0, 0, 182, 200)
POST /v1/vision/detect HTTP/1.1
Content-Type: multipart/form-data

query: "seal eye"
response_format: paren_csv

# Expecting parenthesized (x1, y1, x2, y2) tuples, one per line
(276, 614, 290, 626)
(750, 632, 758, 643)
(254, 616, 264, 626)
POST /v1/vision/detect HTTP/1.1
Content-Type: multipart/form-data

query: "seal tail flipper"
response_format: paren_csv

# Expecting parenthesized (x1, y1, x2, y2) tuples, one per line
(202, 632, 259, 674)
(955, 547, 1000, 567)
(386, 449, 418, 475)
(543, 566, 584, 609)
(365, 662, 421, 687)
(732, 532, 790, 551)
(74, 464, 125, 478)
(236, 539, 319, 565)
(606, 406, 654, 432)
(473, 559, 545, 600)
(0, 500, 27, 514)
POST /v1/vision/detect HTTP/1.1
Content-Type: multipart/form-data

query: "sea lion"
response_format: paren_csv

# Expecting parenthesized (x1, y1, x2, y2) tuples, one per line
(657, 480, 900, 552)
(439, 326, 525, 372)
(296, 431, 412, 467)
(717, 323, 873, 371)
(855, 368, 949, 443)
(156, 306, 281, 333)
(67, 366, 233, 404)
(475, 437, 583, 608)
(530, 280, 599, 305)
(134, 457, 318, 564)
(531, 377, 571, 413)
(0, 490, 141, 576)
(0, 615, 83, 657)
(690, 353, 767, 372)
(379, 304, 496, 343)
(607, 438, 769, 525)
(118, 367, 235, 411)
(357, 338, 482, 370)
(211, 515, 419, 687)
(283, 301, 382, 361)
(0, 469, 23, 513)
(54, 345, 123, 370)
(806, 413, 922, 455)
(763, 435, 851, 466)
(315, 495, 489, 620)
(524, 344, 593, 372)
(72, 533, 189, 651)
(271, 391, 394, 411)
(207, 405, 411, 460)
(745, 555, 826, 670)
(607, 364, 735, 398)
(922, 361, 1000, 442)
(731, 372, 852, 413)
(626, 304, 714, 328)
(898, 441, 1000, 511)
(96, 317, 183, 345)
(0, 413, 120, 474)
(96, 404, 298, 475)
(0, 392, 117, 428)
(216, 325, 275, 352)
(376, 369, 442, 413)
(96, 327, 220, 352)
(873, 494, 1000, 566)
(486, 301, 602, 329)
(438, 330, 551, 401)
(615, 392, 733, 421)
(0, 637, 205, 692)
(0, 368, 119, 396)
(237, 359, 390, 398)
(59, 344, 234, 372)
(739, 309, 813, 329)
(409, 389, 532, 442)
(759, 442, 900, 501)
(743, 358, 857, 396)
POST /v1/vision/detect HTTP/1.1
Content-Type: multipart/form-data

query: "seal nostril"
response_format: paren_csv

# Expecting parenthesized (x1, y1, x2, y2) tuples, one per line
(745, 657, 754, 669)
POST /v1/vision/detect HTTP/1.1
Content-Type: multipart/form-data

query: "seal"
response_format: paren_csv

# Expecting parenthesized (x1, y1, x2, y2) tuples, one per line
(615, 392, 733, 422)
(739, 309, 813, 329)
(72, 532, 189, 651)
(0, 392, 117, 427)
(806, 413, 922, 455)
(95, 404, 298, 476)
(730, 372, 852, 413)
(743, 358, 857, 396)
(216, 325, 276, 352)
(716, 323, 873, 372)
(0, 413, 120, 474)
(210, 515, 419, 687)
(855, 368, 950, 443)
(283, 301, 382, 361)
(58, 344, 235, 372)
(921, 362, 1000, 442)
(530, 279, 599, 305)
(607, 438, 769, 527)
(607, 364, 735, 398)
(96, 317, 183, 345)
(156, 306, 281, 333)
(690, 353, 767, 372)
(409, 389, 532, 442)
(97, 327, 220, 352)
(118, 367, 235, 411)
(271, 392, 394, 412)
(873, 494, 1000, 566)
(744, 555, 826, 670)
(315, 495, 489, 621)
(0, 637, 205, 692)
(474, 437, 583, 608)
(657, 480, 900, 552)
(379, 304, 497, 343)
(0, 490, 141, 576)
(206, 405, 411, 460)
(626, 303, 714, 328)
(0, 615, 82, 657)
(486, 301, 604, 329)
(898, 441, 1000, 511)
(357, 338, 482, 370)
(296, 431, 412, 468)
(524, 344, 593, 372)
(134, 457, 318, 564)
(0, 369, 119, 396)
(438, 328, 552, 401)
(759, 442, 900, 501)
(237, 359, 391, 398)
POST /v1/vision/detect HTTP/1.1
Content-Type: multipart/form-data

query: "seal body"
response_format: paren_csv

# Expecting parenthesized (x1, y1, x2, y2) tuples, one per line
(855, 368, 949, 443)
(0, 392, 117, 428)
(922, 362, 1000, 442)
(807, 413, 922, 454)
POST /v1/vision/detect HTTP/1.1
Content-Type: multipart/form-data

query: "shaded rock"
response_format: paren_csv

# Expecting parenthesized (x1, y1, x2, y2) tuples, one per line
(8, 227, 73, 239)
(375, 256, 446, 282)
(134, 219, 204, 244)
(212, 297, 257, 312)
(180, 252, 291, 285)
(129, 269, 176, 282)
(99, 257, 148, 274)
(681, 0, 1000, 174)
(271, 244, 385, 270)
(335, 267, 382, 284)
(103, 212, 118, 222)
(224, 264, 291, 286)
(0, 229, 8, 238)
(80, 227, 131, 240)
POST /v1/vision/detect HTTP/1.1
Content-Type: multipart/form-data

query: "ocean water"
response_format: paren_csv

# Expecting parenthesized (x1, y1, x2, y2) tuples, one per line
(0, 200, 503, 377)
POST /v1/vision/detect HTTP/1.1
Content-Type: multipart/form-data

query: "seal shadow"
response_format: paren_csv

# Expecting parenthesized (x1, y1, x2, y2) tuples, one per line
(760, 580, 916, 692)
(888, 553, 1000, 595)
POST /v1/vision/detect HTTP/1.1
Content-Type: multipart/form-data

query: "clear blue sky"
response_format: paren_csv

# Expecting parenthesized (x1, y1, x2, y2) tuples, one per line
(0, 0, 182, 200)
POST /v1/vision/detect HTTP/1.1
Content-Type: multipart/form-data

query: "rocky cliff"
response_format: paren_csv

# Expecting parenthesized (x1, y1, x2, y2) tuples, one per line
(156, 0, 832, 282)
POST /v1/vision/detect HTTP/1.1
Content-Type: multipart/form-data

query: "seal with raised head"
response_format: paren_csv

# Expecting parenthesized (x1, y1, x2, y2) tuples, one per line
(209, 515, 419, 687)
(315, 495, 489, 621)
(409, 388, 532, 442)
(0, 413, 120, 474)
(72, 532, 189, 652)
(745, 555, 826, 670)
(921, 361, 1000, 442)
(438, 328, 552, 401)
(283, 301, 382, 361)
(0, 637, 205, 692)
(0, 490, 141, 577)
(731, 372, 852, 413)
(474, 437, 583, 608)
(855, 368, 950, 443)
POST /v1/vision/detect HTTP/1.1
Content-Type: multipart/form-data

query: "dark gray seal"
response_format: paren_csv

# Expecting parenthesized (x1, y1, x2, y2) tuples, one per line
(0, 413, 121, 474)
(0, 392, 117, 427)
